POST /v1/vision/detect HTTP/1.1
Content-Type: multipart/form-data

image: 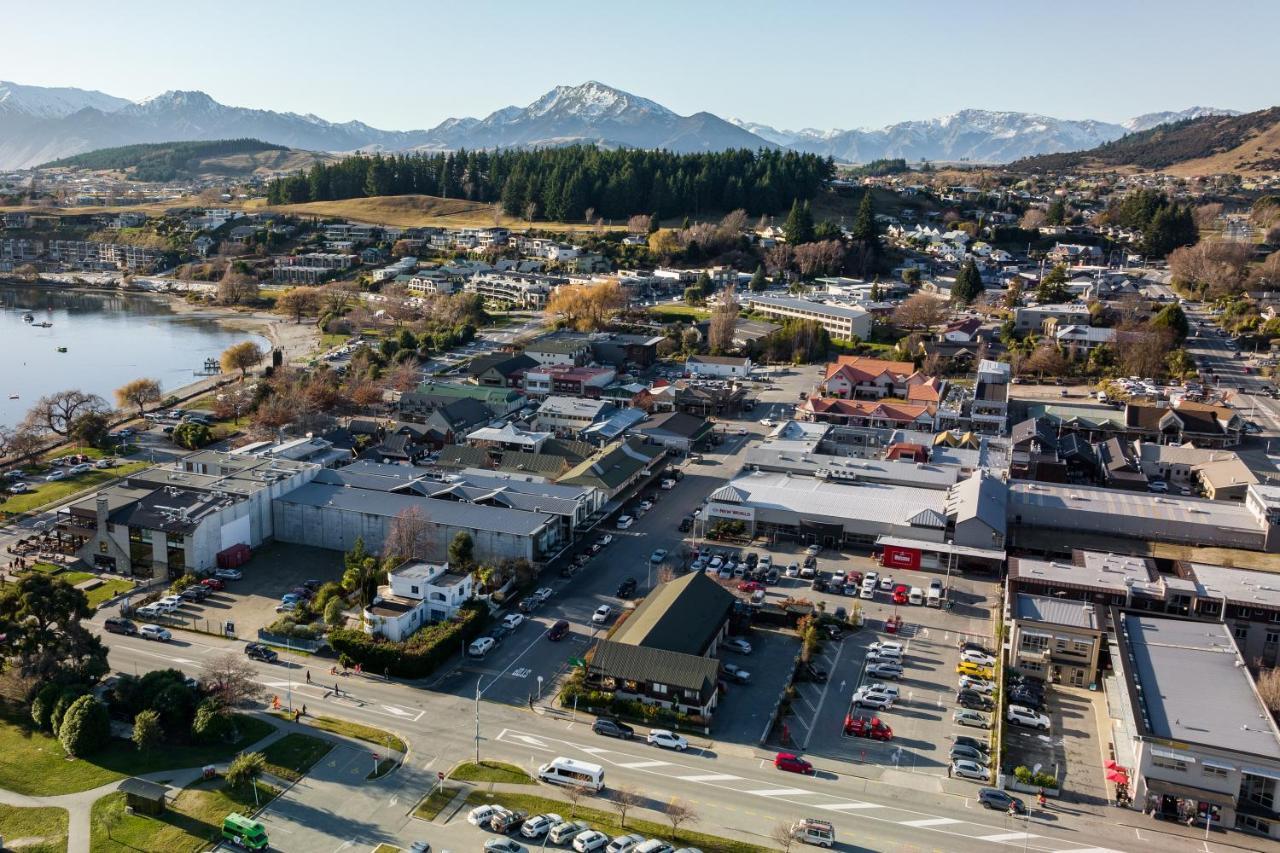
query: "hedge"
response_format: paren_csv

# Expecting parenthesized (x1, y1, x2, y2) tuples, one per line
(328, 602, 489, 679)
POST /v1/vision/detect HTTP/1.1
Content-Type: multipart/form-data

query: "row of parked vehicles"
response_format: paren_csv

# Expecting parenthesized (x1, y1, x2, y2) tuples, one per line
(468, 803, 701, 853)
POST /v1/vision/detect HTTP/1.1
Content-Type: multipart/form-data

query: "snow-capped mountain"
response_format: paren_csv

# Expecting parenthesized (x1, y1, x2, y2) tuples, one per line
(0, 80, 130, 119)
(1122, 106, 1240, 133)
(417, 81, 769, 152)
(0, 77, 1248, 170)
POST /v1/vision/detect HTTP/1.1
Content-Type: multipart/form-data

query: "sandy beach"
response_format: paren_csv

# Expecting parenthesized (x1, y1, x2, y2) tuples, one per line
(159, 297, 321, 366)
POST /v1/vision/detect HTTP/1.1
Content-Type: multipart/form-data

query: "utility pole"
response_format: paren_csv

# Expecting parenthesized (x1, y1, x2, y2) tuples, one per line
(474, 681, 481, 763)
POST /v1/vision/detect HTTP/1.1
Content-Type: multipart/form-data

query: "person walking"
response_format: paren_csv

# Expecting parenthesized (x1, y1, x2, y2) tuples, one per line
(946, 764, 952, 778)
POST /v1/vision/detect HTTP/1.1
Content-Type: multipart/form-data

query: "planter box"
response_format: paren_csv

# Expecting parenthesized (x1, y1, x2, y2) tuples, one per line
(1007, 779, 1060, 797)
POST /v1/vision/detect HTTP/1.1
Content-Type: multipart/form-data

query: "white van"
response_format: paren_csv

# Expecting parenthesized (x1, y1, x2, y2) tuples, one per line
(908, 587, 924, 606)
(538, 757, 605, 792)
(790, 818, 835, 847)
(927, 587, 942, 608)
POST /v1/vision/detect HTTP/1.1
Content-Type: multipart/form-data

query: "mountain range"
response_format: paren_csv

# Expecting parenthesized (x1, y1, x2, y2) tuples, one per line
(0, 79, 1241, 171)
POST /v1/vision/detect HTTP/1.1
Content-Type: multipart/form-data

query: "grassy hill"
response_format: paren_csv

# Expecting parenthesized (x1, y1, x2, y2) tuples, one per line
(41, 138, 328, 181)
(245, 194, 624, 231)
(1010, 107, 1280, 175)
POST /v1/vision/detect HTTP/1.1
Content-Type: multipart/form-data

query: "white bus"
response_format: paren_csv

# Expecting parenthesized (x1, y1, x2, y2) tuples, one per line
(537, 757, 605, 792)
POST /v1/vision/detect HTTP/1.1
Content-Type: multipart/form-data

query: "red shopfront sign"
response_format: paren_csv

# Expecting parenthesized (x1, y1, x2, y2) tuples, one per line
(882, 545, 921, 570)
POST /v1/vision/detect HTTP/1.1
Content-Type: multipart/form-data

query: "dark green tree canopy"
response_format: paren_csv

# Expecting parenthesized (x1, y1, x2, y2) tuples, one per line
(951, 259, 983, 304)
(0, 574, 106, 684)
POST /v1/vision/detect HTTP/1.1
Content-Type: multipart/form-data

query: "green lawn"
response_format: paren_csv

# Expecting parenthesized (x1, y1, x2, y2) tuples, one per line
(85, 578, 136, 609)
(0, 803, 68, 853)
(0, 711, 275, 797)
(0, 461, 149, 515)
(412, 785, 460, 820)
(465, 791, 769, 853)
(372, 845, 401, 853)
(260, 733, 332, 782)
(285, 714, 407, 754)
(650, 304, 710, 322)
(450, 760, 533, 784)
(90, 778, 278, 853)
(368, 756, 399, 780)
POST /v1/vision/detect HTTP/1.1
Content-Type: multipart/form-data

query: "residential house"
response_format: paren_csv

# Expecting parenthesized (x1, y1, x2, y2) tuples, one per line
(940, 317, 983, 343)
(363, 560, 473, 642)
(466, 353, 538, 388)
(685, 355, 752, 378)
(532, 396, 616, 437)
(636, 411, 714, 453)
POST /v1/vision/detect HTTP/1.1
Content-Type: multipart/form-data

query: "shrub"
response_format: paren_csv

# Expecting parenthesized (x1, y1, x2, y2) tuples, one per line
(192, 698, 234, 744)
(226, 751, 266, 789)
(132, 709, 163, 751)
(59, 695, 110, 757)
(169, 573, 200, 594)
(51, 689, 83, 734)
(31, 683, 62, 731)
(328, 601, 489, 679)
(172, 422, 213, 450)
(324, 597, 344, 626)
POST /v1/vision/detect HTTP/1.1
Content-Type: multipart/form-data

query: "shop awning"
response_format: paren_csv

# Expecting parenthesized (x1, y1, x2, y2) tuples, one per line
(873, 535, 1005, 561)
(1144, 778, 1235, 807)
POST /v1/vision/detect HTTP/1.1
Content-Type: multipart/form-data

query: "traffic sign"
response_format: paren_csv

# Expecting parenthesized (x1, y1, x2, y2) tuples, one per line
(568, 657, 586, 667)
(437, 771, 445, 781)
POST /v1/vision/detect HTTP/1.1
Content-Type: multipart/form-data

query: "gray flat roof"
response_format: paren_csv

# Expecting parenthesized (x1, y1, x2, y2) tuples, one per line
(1121, 614, 1280, 760)
(1015, 593, 1100, 630)
(742, 446, 960, 489)
(278, 483, 553, 536)
(1009, 480, 1259, 532)
(1184, 562, 1280, 610)
(713, 470, 946, 528)
(746, 294, 870, 320)
(1010, 552, 1161, 597)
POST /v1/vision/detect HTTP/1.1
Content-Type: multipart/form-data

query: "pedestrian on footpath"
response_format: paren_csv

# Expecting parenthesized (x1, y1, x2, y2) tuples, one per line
(334, 682, 340, 696)
(305, 669, 311, 684)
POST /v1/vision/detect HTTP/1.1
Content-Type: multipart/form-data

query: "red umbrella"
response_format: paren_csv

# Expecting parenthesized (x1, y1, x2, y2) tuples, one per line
(1106, 769, 1129, 783)
(1104, 759, 1119, 770)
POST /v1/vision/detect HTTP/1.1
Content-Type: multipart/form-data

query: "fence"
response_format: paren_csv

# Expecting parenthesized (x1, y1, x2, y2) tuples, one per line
(258, 629, 331, 654)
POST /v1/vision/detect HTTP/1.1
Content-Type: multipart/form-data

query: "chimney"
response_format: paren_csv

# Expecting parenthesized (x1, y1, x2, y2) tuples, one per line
(95, 493, 109, 533)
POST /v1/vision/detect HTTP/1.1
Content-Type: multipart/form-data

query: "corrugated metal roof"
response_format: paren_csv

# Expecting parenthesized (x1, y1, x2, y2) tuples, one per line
(590, 640, 720, 694)
(1014, 593, 1100, 630)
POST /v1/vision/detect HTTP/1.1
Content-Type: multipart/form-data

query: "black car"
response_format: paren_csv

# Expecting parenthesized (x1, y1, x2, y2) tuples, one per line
(765, 568, 780, 584)
(547, 620, 570, 641)
(956, 692, 994, 711)
(592, 718, 634, 739)
(797, 662, 829, 683)
(1009, 690, 1044, 711)
(180, 585, 210, 602)
(977, 788, 1025, 813)
(244, 642, 279, 663)
(953, 735, 989, 753)
(744, 552, 759, 568)
(811, 578, 828, 593)
(678, 516, 693, 532)
(616, 577, 638, 598)
(820, 623, 844, 641)
(104, 617, 137, 636)
(301, 579, 322, 592)
(803, 554, 817, 569)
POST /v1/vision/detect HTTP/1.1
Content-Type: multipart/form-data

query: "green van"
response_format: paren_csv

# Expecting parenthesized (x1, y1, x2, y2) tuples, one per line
(222, 812, 268, 850)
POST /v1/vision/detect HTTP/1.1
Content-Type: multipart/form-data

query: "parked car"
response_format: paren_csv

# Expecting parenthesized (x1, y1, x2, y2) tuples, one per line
(214, 568, 243, 581)
(468, 804, 501, 827)
(953, 709, 990, 729)
(275, 601, 299, 614)
(491, 809, 528, 834)
(549, 821, 591, 845)
(951, 760, 989, 781)
(139, 624, 172, 642)
(1009, 689, 1044, 711)
(978, 788, 1025, 813)
(844, 715, 893, 740)
(502, 613, 525, 630)
(957, 676, 994, 694)
(852, 687, 894, 710)
(774, 752, 815, 774)
(960, 649, 996, 667)
(866, 662, 902, 679)
(592, 718, 634, 740)
(616, 577, 638, 598)
(649, 548, 667, 564)
(616, 516, 634, 530)
(548, 620, 571, 641)
(103, 617, 137, 635)
(484, 840, 526, 853)
(1007, 705, 1050, 731)
(956, 662, 994, 679)
(244, 642, 278, 663)
(798, 662, 829, 684)
(647, 729, 689, 751)
(45, 470, 68, 481)
(468, 637, 496, 657)
(952, 735, 989, 753)
(866, 641, 903, 660)
(723, 637, 753, 654)
(591, 605, 613, 625)
(956, 691, 994, 712)
(572, 831, 609, 853)
(892, 585, 909, 605)
(201, 577, 225, 591)
(520, 813, 563, 838)
(606, 834, 645, 853)
(180, 585, 210, 602)
(722, 663, 751, 684)
(950, 744, 990, 764)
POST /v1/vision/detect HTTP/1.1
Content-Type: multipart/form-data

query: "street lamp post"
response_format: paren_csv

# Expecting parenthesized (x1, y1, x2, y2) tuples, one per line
(474, 681, 481, 763)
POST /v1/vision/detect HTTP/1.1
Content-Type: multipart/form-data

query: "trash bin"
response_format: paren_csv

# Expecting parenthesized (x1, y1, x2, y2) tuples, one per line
(224, 621, 235, 637)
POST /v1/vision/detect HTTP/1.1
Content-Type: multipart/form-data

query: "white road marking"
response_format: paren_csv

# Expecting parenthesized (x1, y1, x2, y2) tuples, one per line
(979, 832, 1037, 843)
(1060, 848, 1125, 853)
(678, 773, 742, 782)
(616, 760, 671, 769)
(901, 817, 961, 827)
(746, 787, 812, 797)
(818, 802, 882, 811)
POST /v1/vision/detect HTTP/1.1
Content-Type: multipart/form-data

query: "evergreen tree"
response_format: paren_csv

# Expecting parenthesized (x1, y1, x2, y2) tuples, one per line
(1045, 197, 1067, 226)
(1152, 303, 1190, 344)
(951, 259, 983, 304)
(851, 191, 879, 242)
(783, 199, 815, 245)
(749, 266, 767, 293)
(697, 271, 715, 297)
(1036, 264, 1070, 303)
(1143, 204, 1198, 258)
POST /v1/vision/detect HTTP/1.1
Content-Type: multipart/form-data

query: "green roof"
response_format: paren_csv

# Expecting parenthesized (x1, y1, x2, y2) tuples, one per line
(610, 571, 734, 656)
(413, 381, 521, 406)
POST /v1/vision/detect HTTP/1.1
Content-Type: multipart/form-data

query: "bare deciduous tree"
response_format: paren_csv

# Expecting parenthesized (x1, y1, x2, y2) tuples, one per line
(384, 505, 432, 561)
(201, 652, 264, 708)
(663, 798, 698, 838)
(627, 214, 653, 235)
(708, 284, 739, 355)
(114, 378, 163, 416)
(1023, 344, 1069, 378)
(1020, 208, 1047, 229)
(276, 286, 324, 324)
(216, 268, 260, 306)
(21, 390, 108, 437)
(892, 292, 946, 331)
(771, 821, 797, 853)
(611, 786, 642, 828)
(564, 784, 591, 819)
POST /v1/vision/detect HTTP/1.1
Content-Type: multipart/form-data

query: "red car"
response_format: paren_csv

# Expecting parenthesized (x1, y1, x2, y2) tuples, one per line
(774, 752, 815, 774)
(737, 581, 764, 593)
(844, 715, 893, 740)
(892, 585, 909, 605)
(201, 577, 225, 590)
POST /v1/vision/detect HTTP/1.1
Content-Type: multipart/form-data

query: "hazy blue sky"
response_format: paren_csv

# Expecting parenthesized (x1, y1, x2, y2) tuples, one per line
(4, 1, 1278, 130)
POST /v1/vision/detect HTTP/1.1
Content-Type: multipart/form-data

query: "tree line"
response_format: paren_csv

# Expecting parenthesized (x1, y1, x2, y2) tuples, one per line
(267, 146, 835, 222)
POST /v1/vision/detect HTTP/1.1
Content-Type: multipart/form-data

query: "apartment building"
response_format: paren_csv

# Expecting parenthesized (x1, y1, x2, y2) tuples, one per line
(744, 294, 872, 340)
(467, 271, 568, 308)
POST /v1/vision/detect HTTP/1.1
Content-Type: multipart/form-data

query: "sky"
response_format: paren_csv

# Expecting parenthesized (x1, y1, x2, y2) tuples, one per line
(3, 0, 1279, 131)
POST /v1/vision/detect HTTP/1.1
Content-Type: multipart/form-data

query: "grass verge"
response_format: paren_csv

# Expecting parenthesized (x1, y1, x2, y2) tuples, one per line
(450, 760, 533, 784)
(0, 461, 149, 515)
(85, 577, 137, 609)
(412, 785, 461, 821)
(260, 733, 333, 782)
(90, 778, 278, 853)
(0, 803, 69, 853)
(465, 791, 769, 853)
(367, 756, 399, 780)
(0, 710, 274, 797)
(372, 845, 401, 853)
(275, 713, 407, 754)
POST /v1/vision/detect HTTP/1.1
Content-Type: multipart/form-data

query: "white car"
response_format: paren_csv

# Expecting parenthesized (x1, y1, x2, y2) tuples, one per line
(502, 613, 525, 630)
(660, 479, 676, 490)
(760, 418, 775, 426)
(852, 687, 894, 710)
(723, 637, 752, 655)
(647, 729, 689, 751)
(68, 463, 93, 474)
(7, 482, 29, 493)
(879, 576, 895, 591)
(549, 821, 591, 845)
(139, 624, 171, 642)
(649, 549, 668, 564)
(1007, 705, 1051, 731)
(591, 605, 613, 625)
(573, 831, 610, 853)
(953, 709, 990, 729)
(958, 676, 995, 694)
(135, 604, 162, 619)
(468, 637, 496, 657)
(951, 759, 989, 781)
(45, 470, 68, 482)
(865, 682, 900, 701)
(639, 500, 654, 511)
(468, 804, 500, 827)
(616, 516, 634, 530)
(867, 641, 903, 659)
(866, 662, 903, 679)
(606, 834, 645, 853)
(784, 563, 799, 578)
(960, 649, 996, 667)
(520, 813, 563, 838)
(533, 587, 554, 603)
(708, 556, 724, 570)
(597, 535, 613, 547)
(214, 568, 243, 581)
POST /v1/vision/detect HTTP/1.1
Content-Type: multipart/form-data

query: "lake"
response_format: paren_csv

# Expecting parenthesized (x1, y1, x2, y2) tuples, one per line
(0, 283, 269, 430)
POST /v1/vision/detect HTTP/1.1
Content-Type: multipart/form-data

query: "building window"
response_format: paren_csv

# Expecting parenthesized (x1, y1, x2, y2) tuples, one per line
(1203, 765, 1229, 780)
(1021, 660, 1044, 674)
(1267, 632, 1280, 646)
(1021, 634, 1049, 652)
(1152, 755, 1188, 772)
(1072, 640, 1092, 654)
(1235, 625, 1250, 640)
(1237, 815, 1272, 836)
(410, 586, 419, 595)
(652, 683, 668, 695)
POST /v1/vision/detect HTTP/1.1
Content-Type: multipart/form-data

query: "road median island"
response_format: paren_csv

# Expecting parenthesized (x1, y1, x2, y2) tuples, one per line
(449, 760, 534, 784)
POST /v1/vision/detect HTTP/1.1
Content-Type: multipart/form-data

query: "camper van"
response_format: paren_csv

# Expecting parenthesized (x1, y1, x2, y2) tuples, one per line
(222, 813, 269, 850)
(538, 757, 605, 792)
(790, 818, 835, 847)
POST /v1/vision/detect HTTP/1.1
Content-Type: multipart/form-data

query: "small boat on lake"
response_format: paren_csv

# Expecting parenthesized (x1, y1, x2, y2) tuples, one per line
(31, 321, 52, 327)
(22, 313, 34, 322)
(56, 346, 68, 353)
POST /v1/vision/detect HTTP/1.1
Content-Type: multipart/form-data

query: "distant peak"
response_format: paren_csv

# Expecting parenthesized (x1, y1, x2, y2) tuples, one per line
(137, 89, 219, 108)
(524, 81, 674, 119)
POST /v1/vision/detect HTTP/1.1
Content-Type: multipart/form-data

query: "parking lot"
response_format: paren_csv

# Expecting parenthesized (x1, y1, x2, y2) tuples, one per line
(1003, 683, 1110, 806)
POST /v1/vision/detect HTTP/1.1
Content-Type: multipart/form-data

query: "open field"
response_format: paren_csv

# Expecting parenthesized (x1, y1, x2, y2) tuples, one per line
(0, 460, 150, 515)
(90, 779, 278, 853)
(0, 802, 68, 853)
(649, 303, 710, 322)
(243, 193, 625, 232)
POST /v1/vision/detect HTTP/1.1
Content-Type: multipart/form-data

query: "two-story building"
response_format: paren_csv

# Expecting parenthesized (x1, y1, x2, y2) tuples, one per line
(363, 560, 474, 642)
(1008, 593, 1104, 686)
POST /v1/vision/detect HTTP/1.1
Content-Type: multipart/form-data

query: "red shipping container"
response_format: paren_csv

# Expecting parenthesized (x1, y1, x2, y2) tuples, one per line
(216, 543, 251, 569)
(881, 544, 921, 570)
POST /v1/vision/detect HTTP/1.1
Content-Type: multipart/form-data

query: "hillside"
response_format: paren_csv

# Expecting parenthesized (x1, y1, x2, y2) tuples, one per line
(245, 194, 620, 231)
(40, 138, 331, 181)
(1010, 107, 1280, 174)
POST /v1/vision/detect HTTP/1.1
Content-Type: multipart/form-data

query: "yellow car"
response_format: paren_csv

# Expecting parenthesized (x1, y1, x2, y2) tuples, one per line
(956, 661, 994, 679)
